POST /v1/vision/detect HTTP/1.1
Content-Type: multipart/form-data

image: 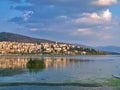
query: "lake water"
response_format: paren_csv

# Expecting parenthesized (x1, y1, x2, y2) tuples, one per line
(0, 55, 120, 90)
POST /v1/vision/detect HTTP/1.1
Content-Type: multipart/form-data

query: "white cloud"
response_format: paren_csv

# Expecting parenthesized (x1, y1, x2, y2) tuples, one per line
(76, 28, 92, 35)
(72, 28, 94, 36)
(75, 9, 112, 24)
(92, 0, 118, 6)
(72, 27, 113, 40)
(57, 15, 69, 19)
(102, 35, 113, 39)
(23, 11, 34, 21)
(102, 9, 112, 21)
(30, 28, 39, 31)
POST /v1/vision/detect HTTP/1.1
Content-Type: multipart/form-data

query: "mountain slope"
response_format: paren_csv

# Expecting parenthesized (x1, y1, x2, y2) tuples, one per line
(75, 44, 120, 54)
(0, 32, 55, 43)
(95, 46, 120, 53)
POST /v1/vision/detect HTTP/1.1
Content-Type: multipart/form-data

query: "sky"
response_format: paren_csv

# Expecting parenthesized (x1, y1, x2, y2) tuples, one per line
(0, 0, 120, 46)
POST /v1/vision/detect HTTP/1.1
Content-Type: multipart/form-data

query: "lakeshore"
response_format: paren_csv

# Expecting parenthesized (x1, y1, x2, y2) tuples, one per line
(0, 41, 107, 55)
(0, 55, 120, 90)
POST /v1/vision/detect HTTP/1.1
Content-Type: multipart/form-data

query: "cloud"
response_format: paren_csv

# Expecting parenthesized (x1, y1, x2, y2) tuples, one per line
(7, 0, 120, 46)
(102, 9, 112, 21)
(10, 0, 22, 3)
(57, 15, 68, 19)
(30, 28, 39, 31)
(11, 0, 105, 17)
(9, 0, 108, 25)
(102, 35, 113, 39)
(76, 28, 93, 35)
(75, 9, 112, 24)
(92, 0, 118, 6)
(72, 28, 113, 40)
(23, 11, 34, 21)
(25, 0, 90, 7)
(9, 10, 34, 24)
(14, 5, 34, 11)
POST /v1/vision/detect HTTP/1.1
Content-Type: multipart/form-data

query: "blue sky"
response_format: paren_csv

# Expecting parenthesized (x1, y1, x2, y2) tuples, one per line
(0, 0, 120, 46)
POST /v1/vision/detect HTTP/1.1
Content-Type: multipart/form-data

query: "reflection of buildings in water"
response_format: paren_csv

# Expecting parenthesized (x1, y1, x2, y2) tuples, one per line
(0, 57, 28, 69)
(0, 57, 71, 70)
(44, 58, 70, 69)
(44, 58, 88, 69)
(0, 57, 72, 76)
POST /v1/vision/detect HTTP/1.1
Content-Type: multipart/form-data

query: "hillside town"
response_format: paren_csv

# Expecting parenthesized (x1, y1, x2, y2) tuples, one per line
(0, 41, 107, 55)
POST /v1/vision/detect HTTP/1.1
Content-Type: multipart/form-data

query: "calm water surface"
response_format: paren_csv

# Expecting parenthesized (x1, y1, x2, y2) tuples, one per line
(0, 55, 120, 89)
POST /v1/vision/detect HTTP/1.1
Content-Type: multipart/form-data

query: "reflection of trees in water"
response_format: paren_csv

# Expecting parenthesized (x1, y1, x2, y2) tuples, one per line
(27, 58, 45, 73)
(0, 56, 90, 75)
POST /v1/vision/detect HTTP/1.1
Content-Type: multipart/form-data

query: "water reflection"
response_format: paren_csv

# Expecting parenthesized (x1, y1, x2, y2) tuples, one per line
(0, 57, 27, 69)
(0, 57, 27, 76)
(44, 58, 91, 69)
(27, 58, 45, 73)
(44, 58, 71, 69)
(0, 55, 119, 86)
(0, 56, 85, 76)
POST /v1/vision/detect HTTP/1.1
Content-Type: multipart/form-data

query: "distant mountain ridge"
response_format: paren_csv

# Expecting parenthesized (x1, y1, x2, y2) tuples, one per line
(0, 32, 109, 55)
(0, 32, 55, 43)
(75, 44, 120, 54)
(1, 32, 119, 54)
(94, 46, 120, 53)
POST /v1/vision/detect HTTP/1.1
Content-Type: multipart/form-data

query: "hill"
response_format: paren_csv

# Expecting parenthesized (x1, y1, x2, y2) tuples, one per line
(75, 44, 120, 54)
(0, 32, 108, 55)
(0, 32, 55, 43)
(94, 46, 120, 54)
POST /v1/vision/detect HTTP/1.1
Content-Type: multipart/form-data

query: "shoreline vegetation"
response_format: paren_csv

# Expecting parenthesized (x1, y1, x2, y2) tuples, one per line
(0, 77, 120, 87)
(0, 41, 107, 55)
(0, 82, 102, 87)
